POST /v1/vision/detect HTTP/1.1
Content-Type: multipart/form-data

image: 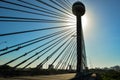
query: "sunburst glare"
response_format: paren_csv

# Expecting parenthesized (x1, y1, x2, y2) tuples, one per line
(65, 14, 89, 32)
(82, 14, 88, 31)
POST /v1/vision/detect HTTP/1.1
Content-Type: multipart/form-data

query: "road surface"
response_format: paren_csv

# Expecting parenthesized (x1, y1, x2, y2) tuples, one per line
(0, 73, 75, 80)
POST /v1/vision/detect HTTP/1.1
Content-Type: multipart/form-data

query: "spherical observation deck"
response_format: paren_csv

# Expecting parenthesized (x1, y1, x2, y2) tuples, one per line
(72, 1, 85, 16)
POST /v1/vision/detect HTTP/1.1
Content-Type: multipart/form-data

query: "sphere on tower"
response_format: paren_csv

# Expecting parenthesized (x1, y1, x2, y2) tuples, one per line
(72, 1, 85, 16)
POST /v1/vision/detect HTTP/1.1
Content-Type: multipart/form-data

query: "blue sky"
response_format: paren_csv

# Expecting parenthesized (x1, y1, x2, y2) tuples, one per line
(81, 0, 120, 68)
(0, 0, 120, 68)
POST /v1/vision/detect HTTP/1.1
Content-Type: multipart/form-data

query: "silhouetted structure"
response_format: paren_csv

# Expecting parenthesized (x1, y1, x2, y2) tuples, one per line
(0, 0, 87, 78)
(72, 1, 87, 80)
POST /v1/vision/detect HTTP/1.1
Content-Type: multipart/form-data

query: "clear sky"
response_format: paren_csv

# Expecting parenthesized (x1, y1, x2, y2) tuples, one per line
(0, 0, 120, 69)
(81, 0, 120, 68)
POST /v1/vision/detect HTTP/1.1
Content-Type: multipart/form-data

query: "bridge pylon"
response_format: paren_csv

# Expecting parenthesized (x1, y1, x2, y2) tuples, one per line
(72, 1, 87, 80)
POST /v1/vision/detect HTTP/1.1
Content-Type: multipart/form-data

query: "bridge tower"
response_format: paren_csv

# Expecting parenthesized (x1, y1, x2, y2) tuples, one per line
(72, 1, 86, 79)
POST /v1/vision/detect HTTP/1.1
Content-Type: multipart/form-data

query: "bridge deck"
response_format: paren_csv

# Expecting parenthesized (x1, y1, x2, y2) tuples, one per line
(0, 73, 75, 80)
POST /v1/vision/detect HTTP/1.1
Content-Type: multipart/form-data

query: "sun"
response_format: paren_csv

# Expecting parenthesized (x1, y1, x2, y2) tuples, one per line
(82, 14, 88, 31)
(65, 14, 88, 31)
(64, 15, 76, 27)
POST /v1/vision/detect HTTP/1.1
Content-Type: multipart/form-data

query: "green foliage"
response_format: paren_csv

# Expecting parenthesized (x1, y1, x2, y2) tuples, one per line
(90, 69, 120, 80)
(101, 70, 120, 80)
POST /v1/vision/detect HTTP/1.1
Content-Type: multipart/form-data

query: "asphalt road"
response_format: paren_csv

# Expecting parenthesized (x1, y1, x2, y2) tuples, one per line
(0, 73, 75, 80)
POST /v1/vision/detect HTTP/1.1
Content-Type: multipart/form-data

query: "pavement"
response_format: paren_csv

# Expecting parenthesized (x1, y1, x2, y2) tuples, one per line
(0, 73, 75, 80)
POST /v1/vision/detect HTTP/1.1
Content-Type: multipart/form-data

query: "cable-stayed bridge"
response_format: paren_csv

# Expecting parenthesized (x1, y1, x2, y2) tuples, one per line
(0, 0, 87, 79)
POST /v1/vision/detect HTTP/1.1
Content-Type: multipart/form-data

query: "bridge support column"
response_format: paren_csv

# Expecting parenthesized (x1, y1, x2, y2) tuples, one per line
(72, 1, 85, 80)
